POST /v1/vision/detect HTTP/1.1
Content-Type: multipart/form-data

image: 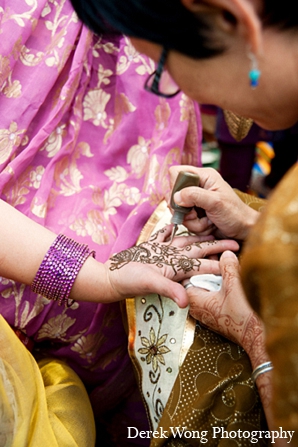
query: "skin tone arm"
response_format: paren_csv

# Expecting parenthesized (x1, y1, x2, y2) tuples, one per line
(169, 166, 260, 241)
(0, 199, 240, 308)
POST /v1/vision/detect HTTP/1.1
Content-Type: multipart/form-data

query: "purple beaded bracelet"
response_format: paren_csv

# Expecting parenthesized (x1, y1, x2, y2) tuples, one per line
(31, 234, 96, 308)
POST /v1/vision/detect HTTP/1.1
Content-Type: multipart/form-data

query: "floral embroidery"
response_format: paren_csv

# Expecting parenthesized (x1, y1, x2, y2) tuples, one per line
(0, 55, 12, 90)
(104, 166, 129, 183)
(92, 36, 120, 58)
(127, 136, 151, 178)
(0, 2, 200, 409)
(29, 166, 45, 188)
(154, 99, 171, 133)
(2, 74, 22, 99)
(40, 125, 67, 158)
(71, 333, 108, 363)
(138, 327, 170, 373)
(83, 89, 111, 127)
(3, 166, 41, 207)
(70, 210, 111, 245)
(0, 122, 26, 165)
(103, 92, 137, 143)
(37, 313, 76, 340)
(117, 37, 155, 76)
(104, 182, 141, 215)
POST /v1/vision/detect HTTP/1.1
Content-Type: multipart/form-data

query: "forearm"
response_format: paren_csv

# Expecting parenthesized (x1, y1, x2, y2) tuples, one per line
(240, 312, 287, 442)
(0, 199, 108, 303)
(0, 200, 57, 284)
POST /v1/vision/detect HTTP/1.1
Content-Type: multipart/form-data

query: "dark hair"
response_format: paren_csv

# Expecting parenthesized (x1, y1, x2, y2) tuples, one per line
(70, 0, 298, 59)
(262, 0, 298, 30)
(70, 0, 223, 59)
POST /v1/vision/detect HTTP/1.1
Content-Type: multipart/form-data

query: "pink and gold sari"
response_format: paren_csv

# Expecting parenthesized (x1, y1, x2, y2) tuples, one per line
(0, 1, 201, 445)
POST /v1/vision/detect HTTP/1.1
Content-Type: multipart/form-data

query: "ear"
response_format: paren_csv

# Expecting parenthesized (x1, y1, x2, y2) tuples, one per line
(181, 0, 263, 56)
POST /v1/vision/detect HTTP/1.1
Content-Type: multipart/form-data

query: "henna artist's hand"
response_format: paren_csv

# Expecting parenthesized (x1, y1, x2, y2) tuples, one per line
(104, 225, 239, 308)
(169, 166, 260, 241)
(186, 250, 268, 369)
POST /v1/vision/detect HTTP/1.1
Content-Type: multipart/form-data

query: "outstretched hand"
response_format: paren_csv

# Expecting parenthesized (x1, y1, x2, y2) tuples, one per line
(104, 225, 239, 308)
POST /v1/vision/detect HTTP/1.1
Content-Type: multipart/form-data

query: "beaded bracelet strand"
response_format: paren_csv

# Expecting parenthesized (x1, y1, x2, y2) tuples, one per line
(31, 234, 96, 308)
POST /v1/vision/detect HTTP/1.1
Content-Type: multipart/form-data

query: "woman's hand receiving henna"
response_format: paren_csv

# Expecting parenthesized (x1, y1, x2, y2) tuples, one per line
(104, 225, 239, 308)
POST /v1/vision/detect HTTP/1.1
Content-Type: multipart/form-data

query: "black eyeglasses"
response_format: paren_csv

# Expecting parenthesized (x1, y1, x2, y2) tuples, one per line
(144, 48, 181, 98)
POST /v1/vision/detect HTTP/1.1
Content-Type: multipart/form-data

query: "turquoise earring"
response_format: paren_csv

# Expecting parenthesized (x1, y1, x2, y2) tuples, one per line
(248, 52, 261, 88)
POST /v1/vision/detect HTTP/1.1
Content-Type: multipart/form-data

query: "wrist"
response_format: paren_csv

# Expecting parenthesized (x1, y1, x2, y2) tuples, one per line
(31, 234, 96, 307)
(252, 361, 273, 383)
(241, 312, 269, 371)
(238, 207, 260, 240)
(70, 257, 111, 303)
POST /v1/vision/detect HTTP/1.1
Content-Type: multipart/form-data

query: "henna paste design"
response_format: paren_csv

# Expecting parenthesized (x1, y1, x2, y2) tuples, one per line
(148, 228, 168, 242)
(109, 241, 201, 275)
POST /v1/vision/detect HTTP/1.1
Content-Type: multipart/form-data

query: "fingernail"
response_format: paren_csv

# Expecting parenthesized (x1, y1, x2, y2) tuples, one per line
(221, 250, 237, 259)
(174, 191, 182, 204)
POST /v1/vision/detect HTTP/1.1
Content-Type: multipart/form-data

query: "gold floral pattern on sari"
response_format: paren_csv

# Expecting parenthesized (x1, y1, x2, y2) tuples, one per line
(37, 313, 75, 338)
(117, 37, 155, 76)
(83, 89, 111, 127)
(127, 136, 152, 178)
(2, 165, 44, 207)
(0, 278, 49, 329)
(0, 122, 27, 165)
(70, 209, 111, 245)
(0, 0, 201, 391)
(40, 125, 67, 158)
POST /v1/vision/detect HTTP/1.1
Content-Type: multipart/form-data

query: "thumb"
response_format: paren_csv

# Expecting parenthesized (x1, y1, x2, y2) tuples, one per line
(147, 272, 189, 309)
(174, 186, 214, 212)
(220, 250, 240, 281)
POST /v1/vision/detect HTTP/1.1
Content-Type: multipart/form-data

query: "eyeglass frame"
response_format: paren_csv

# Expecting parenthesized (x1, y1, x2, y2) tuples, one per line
(144, 47, 181, 98)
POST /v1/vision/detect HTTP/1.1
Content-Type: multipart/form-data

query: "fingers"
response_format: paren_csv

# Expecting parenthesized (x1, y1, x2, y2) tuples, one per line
(174, 186, 220, 214)
(172, 233, 214, 247)
(183, 216, 216, 236)
(177, 239, 239, 259)
(140, 271, 189, 308)
(192, 259, 221, 275)
(169, 166, 219, 188)
(219, 250, 240, 283)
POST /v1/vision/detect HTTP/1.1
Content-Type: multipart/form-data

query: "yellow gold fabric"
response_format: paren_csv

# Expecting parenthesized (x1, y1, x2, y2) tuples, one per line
(234, 189, 267, 212)
(241, 163, 298, 442)
(0, 315, 95, 447)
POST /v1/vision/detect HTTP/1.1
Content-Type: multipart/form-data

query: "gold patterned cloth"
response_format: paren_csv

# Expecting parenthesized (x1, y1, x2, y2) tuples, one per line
(241, 163, 298, 441)
(126, 202, 267, 447)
